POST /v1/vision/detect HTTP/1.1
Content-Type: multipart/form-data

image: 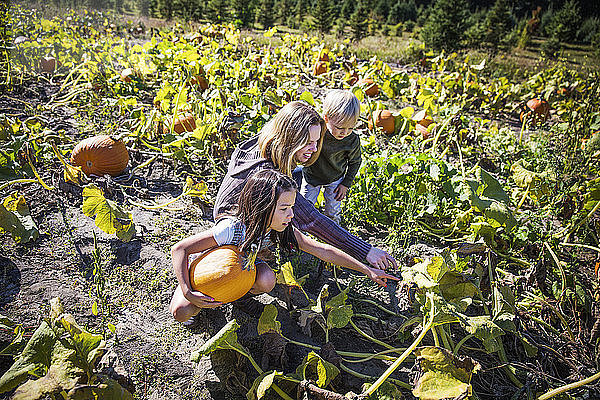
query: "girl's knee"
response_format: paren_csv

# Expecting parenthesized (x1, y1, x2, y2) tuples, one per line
(252, 265, 276, 293)
(170, 303, 187, 322)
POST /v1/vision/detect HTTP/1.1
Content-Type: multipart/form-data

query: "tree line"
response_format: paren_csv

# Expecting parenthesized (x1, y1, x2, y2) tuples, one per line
(44, 0, 600, 52)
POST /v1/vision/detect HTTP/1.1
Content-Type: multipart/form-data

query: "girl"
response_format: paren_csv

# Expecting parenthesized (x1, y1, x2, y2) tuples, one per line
(170, 169, 399, 323)
(214, 101, 398, 277)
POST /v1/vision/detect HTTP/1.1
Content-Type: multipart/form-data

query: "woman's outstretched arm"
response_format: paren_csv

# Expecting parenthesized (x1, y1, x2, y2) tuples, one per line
(292, 191, 398, 270)
(293, 228, 400, 287)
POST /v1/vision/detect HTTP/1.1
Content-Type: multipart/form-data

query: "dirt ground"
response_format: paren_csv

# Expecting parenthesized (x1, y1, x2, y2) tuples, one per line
(2, 77, 598, 399)
(0, 117, 420, 399)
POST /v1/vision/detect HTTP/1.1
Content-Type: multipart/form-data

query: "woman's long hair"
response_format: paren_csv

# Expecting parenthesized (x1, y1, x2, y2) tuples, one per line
(237, 169, 299, 254)
(258, 101, 325, 176)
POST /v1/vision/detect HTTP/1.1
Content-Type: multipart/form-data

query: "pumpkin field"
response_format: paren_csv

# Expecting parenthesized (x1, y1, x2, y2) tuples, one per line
(2, 3, 600, 400)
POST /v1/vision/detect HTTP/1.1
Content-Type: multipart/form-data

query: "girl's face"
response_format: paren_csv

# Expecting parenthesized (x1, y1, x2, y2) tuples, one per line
(269, 190, 296, 232)
(294, 124, 321, 164)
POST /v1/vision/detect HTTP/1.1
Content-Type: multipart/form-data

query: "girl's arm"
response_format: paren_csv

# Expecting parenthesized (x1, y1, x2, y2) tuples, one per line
(171, 230, 222, 307)
(293, 228, 400, 286)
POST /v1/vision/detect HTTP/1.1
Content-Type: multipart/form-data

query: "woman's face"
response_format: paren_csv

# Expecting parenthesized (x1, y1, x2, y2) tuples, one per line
(269, 190, 296, 232)
(293, 124, 321, 164)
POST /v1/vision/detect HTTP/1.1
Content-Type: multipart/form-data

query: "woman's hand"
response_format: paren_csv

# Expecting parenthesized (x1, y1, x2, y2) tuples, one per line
(366, 246, 398, 271)
(185, 289, 223, 309)
(366, 267, 401, 287)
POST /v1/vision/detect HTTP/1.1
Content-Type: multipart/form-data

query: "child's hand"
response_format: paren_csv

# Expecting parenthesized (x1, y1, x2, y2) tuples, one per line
(366, 267, 401, 287)
(186, 290, 223, 308)
(334, 184, 349, 201)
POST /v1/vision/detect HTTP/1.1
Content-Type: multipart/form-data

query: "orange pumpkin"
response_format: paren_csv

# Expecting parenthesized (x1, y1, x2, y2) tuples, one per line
(318, 51, 330, 62)
(190, 75, 209, 90)
(70, 135, 129, 176)
(346, 72, 359, 85)
(358, 79, 379, 97)
(166, 115, 196, 134)
(120, 68, 135, 82)
(368, 110, 395, 134)
(520, 98, 550, 124)
(313, 61, 328, 76)
(189, 245, 256, 303)
(416, 118, 435, 138)
(40, 56, 57, 73)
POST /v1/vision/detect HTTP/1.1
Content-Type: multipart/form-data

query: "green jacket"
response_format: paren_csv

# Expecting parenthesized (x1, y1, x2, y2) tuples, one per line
(303, 130, 362, 187)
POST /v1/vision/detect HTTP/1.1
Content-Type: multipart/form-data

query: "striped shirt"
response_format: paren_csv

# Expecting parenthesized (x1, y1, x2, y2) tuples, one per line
(213, 136, 371, 262)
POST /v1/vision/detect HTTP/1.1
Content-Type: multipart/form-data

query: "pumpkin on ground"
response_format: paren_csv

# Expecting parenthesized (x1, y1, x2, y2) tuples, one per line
(164, 115, 196, 134)
(416, 118, 435, 138)
(358, 79, 379, 97)
(190, 74, 209, 90)
(40, 56, 57, 73)
(120, 68, 135, 82)
(70, 135, 129, 176)
(520, 98, 550, 125)
(368, 110, 395, 134)
(346, 72, 359, 85)
(312, 61, 328, 76)
(189, 245, 256, 303)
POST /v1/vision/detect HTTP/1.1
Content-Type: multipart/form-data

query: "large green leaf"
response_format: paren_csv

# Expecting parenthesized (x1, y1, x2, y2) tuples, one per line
(0, 192, 39, 244)
(437, 272, 478, 304)
(295, 351, 339, 388)
(82, 184, 135, 241)
(325, 290, 348, 309)
(412, 347, 480, 400)
(257, 304, 282, 336)
(0, 298, 129, 399)
(326, 305, 353, 329)
(60, 315, 104, 369)
(0, 319, 56, 393)
(463, 316, 505, 353)
(190, 320, 245, 362)
(477, 168, 511, 205)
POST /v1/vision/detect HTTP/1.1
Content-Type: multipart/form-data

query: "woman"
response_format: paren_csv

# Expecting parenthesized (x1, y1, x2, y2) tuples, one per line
(214, 101, 397, 272)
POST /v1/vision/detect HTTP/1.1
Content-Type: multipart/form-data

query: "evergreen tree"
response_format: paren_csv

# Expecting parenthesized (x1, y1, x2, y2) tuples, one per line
(295, 0, 307, 20)
(349, 2, 369, 40)
(549, 0, 581, 42)
(207, 0, 228, 22)
(374, 0, 391, 22)
(276, 0, 291, 25)
(232, 0, 254, 26)
(420, 0, 470, 51)
(340, 0, 355, 19)
(483, 0, 513, 49)
(313, 0, 334, 33)
(387, 0, 417, 24)
(258, 0, 275, 29)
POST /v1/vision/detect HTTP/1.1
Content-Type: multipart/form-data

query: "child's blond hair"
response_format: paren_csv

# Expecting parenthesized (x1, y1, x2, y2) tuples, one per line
(322, 90, 360, 126)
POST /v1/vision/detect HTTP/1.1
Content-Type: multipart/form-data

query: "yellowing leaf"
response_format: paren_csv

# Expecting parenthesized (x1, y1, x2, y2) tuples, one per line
(0, 192, 39, 244)
(276, 261, 302, 288)
(412, 347, 480, 400)
(257, 304, 282, 335)
(295, 352, 339, 388)
(184, 176, 209, 199)
(82, 184, 135, 241)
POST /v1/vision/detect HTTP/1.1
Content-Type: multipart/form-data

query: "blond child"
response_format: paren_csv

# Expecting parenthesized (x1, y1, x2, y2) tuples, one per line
(301, 90, 361, 224)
